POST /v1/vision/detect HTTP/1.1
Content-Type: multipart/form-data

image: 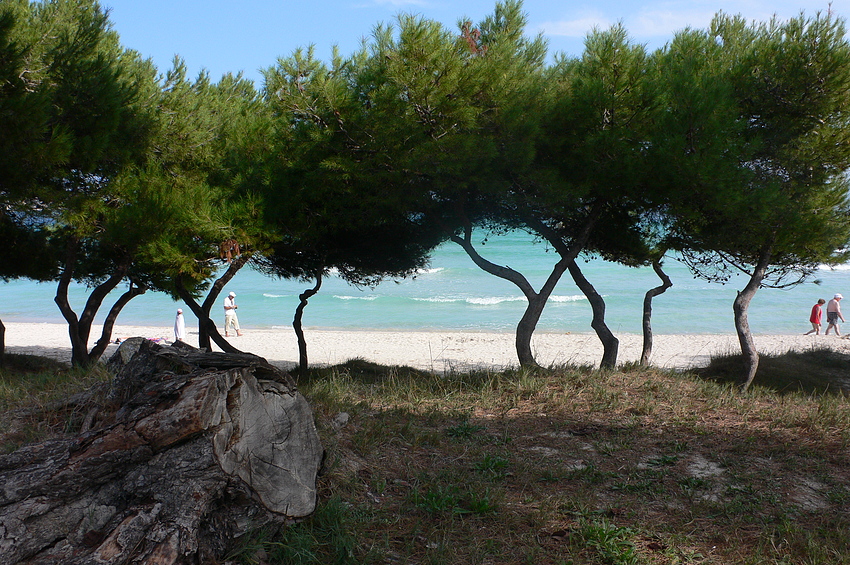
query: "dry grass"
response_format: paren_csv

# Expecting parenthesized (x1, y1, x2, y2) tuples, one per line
(693, 346, 850, 396)
(290, 358, 850, 565)
(0, 354, 110, 453)
(2, 353, 849, 564)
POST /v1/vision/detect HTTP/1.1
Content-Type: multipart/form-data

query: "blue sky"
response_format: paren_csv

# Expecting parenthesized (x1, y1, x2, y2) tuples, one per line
(102, 0, 847, 86)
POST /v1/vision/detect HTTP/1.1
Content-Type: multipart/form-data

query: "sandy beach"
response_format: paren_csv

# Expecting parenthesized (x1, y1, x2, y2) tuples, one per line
(5, 321, 850, 372)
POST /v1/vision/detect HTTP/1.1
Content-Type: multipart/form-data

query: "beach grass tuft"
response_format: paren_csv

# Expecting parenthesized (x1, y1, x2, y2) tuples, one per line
(0, 354, 111, 453)
(694, 345, 850, 395)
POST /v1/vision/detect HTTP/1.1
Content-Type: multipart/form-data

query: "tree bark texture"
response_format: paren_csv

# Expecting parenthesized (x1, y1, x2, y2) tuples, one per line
(640, 259, 673, 366)
(567, 259, 619, 369)
(0, 339, 323, 564)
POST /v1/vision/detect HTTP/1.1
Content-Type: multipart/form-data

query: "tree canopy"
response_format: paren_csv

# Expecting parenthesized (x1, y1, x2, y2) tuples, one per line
(5, 0, 850, 383)
(656, 12, 850, 389)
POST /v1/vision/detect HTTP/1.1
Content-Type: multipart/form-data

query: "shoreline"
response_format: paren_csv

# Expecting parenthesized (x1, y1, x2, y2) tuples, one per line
(5, 321, 850, 372)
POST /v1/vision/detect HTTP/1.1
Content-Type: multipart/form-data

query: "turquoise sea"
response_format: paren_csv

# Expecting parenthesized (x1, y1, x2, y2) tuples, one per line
(4, 231, 850, 335)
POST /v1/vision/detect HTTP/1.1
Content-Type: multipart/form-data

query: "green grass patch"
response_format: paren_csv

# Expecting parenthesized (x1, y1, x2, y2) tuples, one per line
(446, 418, 486, 440)
(571, 517, 642, 565)
(228, 496, 360, 565)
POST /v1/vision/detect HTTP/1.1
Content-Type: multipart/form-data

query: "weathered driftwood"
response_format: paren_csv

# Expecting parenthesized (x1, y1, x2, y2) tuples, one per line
(0, 339, 323, 564)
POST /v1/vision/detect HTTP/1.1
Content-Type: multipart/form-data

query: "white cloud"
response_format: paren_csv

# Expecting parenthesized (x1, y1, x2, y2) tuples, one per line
(628, 8, 717, 38)
(536, 0, 847, 44)
(538, 10, 612, 38)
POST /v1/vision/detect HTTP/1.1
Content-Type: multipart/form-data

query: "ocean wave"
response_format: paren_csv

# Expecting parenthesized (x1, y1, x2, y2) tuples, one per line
(550, 295, 588, 303)
(262, 293, 287, 298)
(411, 295, 587, 305)
(417, 267, 445, 275)
(413, 296, 526, 305)
(333, 295, 379, 301)
(466, 296, 527, 305)
(819, 263, 850, 271)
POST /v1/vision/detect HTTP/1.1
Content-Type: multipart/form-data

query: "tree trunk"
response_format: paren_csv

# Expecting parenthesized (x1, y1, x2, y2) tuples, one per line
(567, 259, 619, 369)
(515, 292, 557, 368)
(0, 339, 323, 565)
(89, 278, 148, 361)
(640, 259, 673, 366)
(451, 225, 568, 368)
(198, 254, 252, 350)
(294, 274, 323, 374)
(734, 248, 771, 391)
(54, 238, 141, 367)
(0, 317, 5, 366)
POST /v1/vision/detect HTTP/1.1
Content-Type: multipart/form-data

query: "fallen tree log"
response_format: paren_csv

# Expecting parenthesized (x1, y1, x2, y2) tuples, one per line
(0, 338, 323, 564)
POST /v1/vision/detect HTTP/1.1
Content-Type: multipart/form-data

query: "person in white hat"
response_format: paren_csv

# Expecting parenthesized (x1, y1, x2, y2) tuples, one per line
(173, 308, 186, 342)
(223, 291, 243, 337)
(825, 293, 845, 336)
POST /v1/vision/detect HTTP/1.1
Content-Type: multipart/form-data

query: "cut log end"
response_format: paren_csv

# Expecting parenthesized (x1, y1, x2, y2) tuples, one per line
(0, 339, 323, 564)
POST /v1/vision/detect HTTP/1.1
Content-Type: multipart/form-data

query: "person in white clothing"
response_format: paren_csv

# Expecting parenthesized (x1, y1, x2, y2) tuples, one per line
(173, 308, 186, 342)
(223, 291, 243, 337)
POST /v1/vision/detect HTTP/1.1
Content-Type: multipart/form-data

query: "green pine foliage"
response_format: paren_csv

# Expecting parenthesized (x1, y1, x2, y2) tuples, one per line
(3, 0, 850, 381)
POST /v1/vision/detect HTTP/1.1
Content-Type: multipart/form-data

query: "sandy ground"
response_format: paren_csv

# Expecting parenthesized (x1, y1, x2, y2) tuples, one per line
(5, 321, 850, 372)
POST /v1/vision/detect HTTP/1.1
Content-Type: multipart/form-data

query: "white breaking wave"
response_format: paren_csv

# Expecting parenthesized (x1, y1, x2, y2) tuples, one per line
(411, 294, 587, 305)
(262, 293, 286, 298)
(417, 267, 445, 275)
(550, 295, 588, 303)
(334, 295, 379, 301)
(412, 296, 526, 305)
(466, 296, 527, 305)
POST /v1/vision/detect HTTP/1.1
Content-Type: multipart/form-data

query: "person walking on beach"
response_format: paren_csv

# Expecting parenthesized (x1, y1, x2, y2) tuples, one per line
(223, 291, 244, 337)
(173, 308, 186, 342)
(805, 299, 826, 335)
(825, 294, 845, 336)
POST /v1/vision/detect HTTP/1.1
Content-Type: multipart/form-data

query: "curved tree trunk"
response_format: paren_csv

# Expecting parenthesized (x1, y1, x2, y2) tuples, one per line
(294, 274, 323, 374)
(640, 259, 673, 366)
(451, 225, 568, 368)
(197, 254, 252, 350)
(54, 237, 142, 367)
(89, 278, 147, 361)
(174, 275, 243, 355)
(734, 248, 771, 391)
(567, 259, 619, 369)
(515, 293, 557, 368)
(447, 207, 599, 368)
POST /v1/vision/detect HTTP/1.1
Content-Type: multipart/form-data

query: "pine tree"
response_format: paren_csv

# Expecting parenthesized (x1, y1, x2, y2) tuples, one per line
(660, 12, 850, 390)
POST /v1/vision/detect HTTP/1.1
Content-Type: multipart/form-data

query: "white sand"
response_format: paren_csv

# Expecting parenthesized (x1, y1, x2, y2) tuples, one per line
(5, 321, 849, 372)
